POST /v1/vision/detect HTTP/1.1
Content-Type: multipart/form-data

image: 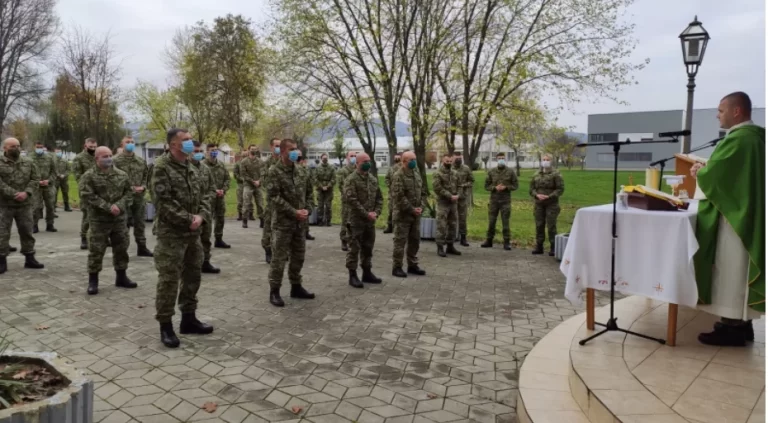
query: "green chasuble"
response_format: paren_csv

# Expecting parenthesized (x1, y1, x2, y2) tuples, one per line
(694, 124, 765, 312)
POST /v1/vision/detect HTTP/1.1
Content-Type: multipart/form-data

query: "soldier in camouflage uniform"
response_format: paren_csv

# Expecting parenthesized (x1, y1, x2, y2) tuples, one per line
(452, 151, 474, 246)
(54, 148, 72, 212)
(113, 136, 153, 257)
(336, 151, 357, 251)
(390, 151, 427, 278)
(529, 154, 564, 256)
(32, 141, 57, 233)
(315, 153, 336, 226)
(344, 153, 383, 288)
(0, 138, 45, 274)
(240, 144, 263, 228)
(261, 138, 282, 263)
(233, 152, 244, 221)
(298, 155, 315, 240)
(79, 146, 137, 295)
(192, 142, 220, 273)
(481, 152, 519, 250)
(73, 138, 98, 249)
(267, 139, 316, 307)
(432, 154, 461, 257)
(151, 128, 213, 349)
(383, 153, 402, 234)
(203, 144, 231, 248)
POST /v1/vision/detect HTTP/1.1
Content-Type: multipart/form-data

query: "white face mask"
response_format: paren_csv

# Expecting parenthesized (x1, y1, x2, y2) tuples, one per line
(542, 160, 551, 168)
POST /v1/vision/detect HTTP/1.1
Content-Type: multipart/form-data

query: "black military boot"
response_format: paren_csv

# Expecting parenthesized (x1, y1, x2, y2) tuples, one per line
(549, 244, 555, 257)
(32, 224, 38, 234)
(180, 312, 214, 335)
(242, 219, 248, 228)
(236, 212, 243, 221)
(127, 217, 134, 228)
(306, 232, 315, 241)
(53, 212, 59, 218)
(407, 265, 426, 276)
(45, 223, 56, 232)
(270, 288, 284, 307)
(9, 246, 16, 253)
(160, 322, 180, 348)
(362, 268, 382, 284)
(349, 269, 364, 288)
(265, 247, 272, 264)
(326, 220, 332, 227)
(137, 243, 154, 257)
(480, 239, 493, 248)
(80, 236, 88, 250)
(446, 244, 462, 256)
(0, 256, 7, 274)
(214, 237, 231, 249)
(437, 245, 446, 257)
(503, 241, 512, 251)
(290, 284, 316, 299)
(715, 321, 754, 342)
(460, 235, 469, 247)
(64, 202, 72, 212)
(383, 218, 393, 234)
(392, 267, 407, 278)
(341, 241, 348, 252)
(23, 254, 44, 269)
(699, 323, 747, 347)
(115, 269, 138, 289)
(248, 212, 255, 221)
(87, 273, 98, 295)
(532, 244, 544, 255)
(202, 261, 220, 274)
(259, 218, 264, 228)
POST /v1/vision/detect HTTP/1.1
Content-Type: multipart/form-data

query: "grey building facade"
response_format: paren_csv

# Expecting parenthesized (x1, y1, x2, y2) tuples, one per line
(585, 107, 766, 170)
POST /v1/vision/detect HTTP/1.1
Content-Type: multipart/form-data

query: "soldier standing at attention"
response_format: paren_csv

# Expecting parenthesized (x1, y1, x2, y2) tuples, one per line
(152, 128, 213, 348)
(344, 152, 383, 288)
(433, 154, 461, 257)
(261, 138, 282, 263)
(73, 138, 98, 250)
(267, 139, 316, 307)
(191, 142, 220, 274)
(452, 151, 473, 246)
(390, 151, 427, 278)
(336, 151, 357, 251)
(530, 154, 564, 256)
(0, 138, 44, 274)
(233, 151, 245, 221)
(79, 146, 137, 295)
(315, 153, 336, 226)
(481, 152, 518, 250)
(54, 148, 72, 212)
(297, 154, 316, 240)
(203, 144, 231, 248)
(113, 136, 153, 257)
(32, 141, 57, 233)
(240, 144, 263, 228)
(383, 153, 401, 234)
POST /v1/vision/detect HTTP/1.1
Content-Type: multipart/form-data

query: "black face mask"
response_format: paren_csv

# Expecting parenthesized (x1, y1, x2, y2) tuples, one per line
(443, 163, 451, 169)
(6, 149, 20, 159)
(454, 159, 462, 166)
(87, 148, 95, 155)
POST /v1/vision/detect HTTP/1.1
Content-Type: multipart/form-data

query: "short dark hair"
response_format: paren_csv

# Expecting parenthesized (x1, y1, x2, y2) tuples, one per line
(205, 143, 217, 150)
(166, 128, 188, 143)
(249, 144, 258, 149)
(723, 91, 752, 117)
(321, 153, 328, 159)
(453, 151, 461, 156)
(35, 141, 44, 146)
(496, 152, 505, 158)
(271, 138, 281, 145)
(85, 137, 97, 144)
(192, 140, 201, 147)
(280, 138, 296, 150)
(442, 153, 451, 159)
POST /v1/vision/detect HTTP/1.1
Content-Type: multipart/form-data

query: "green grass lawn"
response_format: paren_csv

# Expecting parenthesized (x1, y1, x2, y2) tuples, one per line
(60, 168, 659, 247)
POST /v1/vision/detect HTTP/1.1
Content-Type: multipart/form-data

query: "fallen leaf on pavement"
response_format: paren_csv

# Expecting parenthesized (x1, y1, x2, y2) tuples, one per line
(291, 405, 303, 414)
(427, 393, 438, 399)
(35, 325, 49, 331)
(137, 304, 145, 309)
(74, 311, 84, 317)
(201, 402, 217, 413)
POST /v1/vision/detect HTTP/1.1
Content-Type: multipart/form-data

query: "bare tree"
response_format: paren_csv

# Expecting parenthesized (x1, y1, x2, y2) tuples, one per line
(0, 0, 58, 128)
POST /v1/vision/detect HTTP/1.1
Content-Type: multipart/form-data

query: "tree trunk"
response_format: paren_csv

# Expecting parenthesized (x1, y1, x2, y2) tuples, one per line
(514, 147, 521, 176)
(237, 127, 245, 151)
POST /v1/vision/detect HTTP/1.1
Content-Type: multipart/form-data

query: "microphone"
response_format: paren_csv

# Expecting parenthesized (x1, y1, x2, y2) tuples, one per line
(658, 129, 691, 138)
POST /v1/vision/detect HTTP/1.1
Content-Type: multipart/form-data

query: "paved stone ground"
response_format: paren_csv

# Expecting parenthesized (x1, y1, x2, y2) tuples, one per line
(1, 211, 596, 423)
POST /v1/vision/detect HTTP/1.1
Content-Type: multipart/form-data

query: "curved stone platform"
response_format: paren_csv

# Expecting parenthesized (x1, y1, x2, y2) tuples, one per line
(518, 296, 765, 423)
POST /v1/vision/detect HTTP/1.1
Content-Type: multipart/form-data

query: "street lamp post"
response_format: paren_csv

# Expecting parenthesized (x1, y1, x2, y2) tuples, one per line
(679, 16, 710, 153)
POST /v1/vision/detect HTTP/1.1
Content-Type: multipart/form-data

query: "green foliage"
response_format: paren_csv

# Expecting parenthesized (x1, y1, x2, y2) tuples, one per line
(332, 132, 346, 165)
(128, 82, 189, 144)
(0, 334, 27, 410)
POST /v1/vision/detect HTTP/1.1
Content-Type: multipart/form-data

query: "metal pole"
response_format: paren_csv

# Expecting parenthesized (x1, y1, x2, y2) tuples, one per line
(682, 75, 696, 153)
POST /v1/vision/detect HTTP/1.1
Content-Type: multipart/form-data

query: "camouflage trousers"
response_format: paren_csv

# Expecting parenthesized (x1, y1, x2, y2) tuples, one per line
(126, 194, 147, 245)
(201, 219, 212, 262)
(316, 189, 333, 225)
(269, 223, 306, 289)
(236, 184, 243, 215)
(88, 219, 129, 273)
(34, 186, 55, 225)
(0, 205, 35, 256)
(80, 206, 90, 238)
(57, 177, 69, 206)
(486, 200, 511, 241)
(154, 235, 203, 323)
(346, 221, 375, 270)
(211, 196, 226, 238)
(261, 198, 272, 249)
(392, 216, 420, 269)
(436, 201, 458, 246)
(242, 184, 264, 218)
(339, 200, 350, 242)
(386, 194, 393, 227)
(534, 202, 560, 246)
(457, 198, 468, 236)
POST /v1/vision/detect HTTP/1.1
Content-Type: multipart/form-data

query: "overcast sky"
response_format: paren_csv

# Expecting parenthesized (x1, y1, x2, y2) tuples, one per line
(56, 0, 765, 133)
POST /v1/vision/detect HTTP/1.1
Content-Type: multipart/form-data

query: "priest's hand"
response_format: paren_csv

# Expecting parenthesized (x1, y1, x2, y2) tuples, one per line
(691, 162, 706, 178)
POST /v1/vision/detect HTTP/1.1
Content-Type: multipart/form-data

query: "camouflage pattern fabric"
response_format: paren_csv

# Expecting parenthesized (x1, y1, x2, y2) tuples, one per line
(484, 166, 519, 241)
(114, 152, 149, 244)
(530, 169, 565, 246)
(233, 159, 244, 215)
(390, 167, 426, 269)
(0, 154, 39, 256)
(344, 170, 382, 270)
(454, 163, 474, 236)
(336, 164, 356, 242)
(72, 150, 97, 238)
(432, 166, 459, 246)
(193, 161, 215, 261)
(240, 155, 264, 218)
(384, 163, 400, 225)
(204, 157, 230, 237)
(314, 162, 336, 225)
(154, 236, 203, 323)
(261, 156, 280, 249)
(54, 156, 70, 205)
(32, 152, 56, 225)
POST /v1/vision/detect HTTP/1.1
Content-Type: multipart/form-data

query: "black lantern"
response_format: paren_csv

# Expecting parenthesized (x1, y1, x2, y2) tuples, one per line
(679, 16, 710, 77)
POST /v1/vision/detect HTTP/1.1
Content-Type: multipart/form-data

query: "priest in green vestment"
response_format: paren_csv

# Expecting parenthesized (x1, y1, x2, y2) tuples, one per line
(692, 91, 765, 347)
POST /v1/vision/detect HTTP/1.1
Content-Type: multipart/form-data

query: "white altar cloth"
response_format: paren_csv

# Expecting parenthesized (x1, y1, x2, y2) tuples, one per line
(561, 202, 700, 308)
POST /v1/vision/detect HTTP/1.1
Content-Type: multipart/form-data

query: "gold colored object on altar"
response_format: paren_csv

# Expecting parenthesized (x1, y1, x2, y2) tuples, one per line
(623, 185, 688, 211)
(644, 168, 660, 189)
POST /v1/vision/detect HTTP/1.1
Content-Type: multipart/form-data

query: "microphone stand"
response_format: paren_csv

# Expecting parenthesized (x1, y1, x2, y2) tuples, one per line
(649, 136, 723, 190)
(577, 137, 678, 346)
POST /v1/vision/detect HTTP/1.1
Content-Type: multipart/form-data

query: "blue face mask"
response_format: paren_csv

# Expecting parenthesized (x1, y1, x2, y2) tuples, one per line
(497, 159, 506, 168)
(181, 140, 194, 154)
(56, 152, 63, 158)
(124, 143, 135, 153)
(350, 157, 357, 165)
(274, 147, 280, 155)
(288, 150, 300, 162)
(407, 159, 417, 169)
(35, 148, 44, 155)
(210, 151, 219, 159)
(193, 152, 204, 161)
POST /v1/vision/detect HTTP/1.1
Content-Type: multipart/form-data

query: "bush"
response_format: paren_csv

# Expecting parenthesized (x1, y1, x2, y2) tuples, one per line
(471, 162, 480, 171)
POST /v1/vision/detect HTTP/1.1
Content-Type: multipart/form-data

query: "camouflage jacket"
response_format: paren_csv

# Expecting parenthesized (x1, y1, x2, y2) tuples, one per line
(261, 155, 280, 189)
(240, 155, 262, 189)
(385, 164, 401, 190)
(193, 161, 215, 222)
(54, 156, 70, 179)
(204, 158, 231, 192)
(529, 170, 565, 205)
(78, 167, 132, 222)
(336, 164, 356, 198)
(344, 170, 383, 225)
(485, 166, 519, 201)
(391, 167, 427, 220)
(432, 166, 459, 203)
(0, 155, 39, 208)
(454, 164, 474, 200)
(151, 156, 209, 238)
(113, 153, 149, 193)
(267, 160, 314, 228)
(233, 160, 243, 185)
(32, 153, 56, 185)
(314, 162, 336, 191)
(72, 151, 97, 182)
